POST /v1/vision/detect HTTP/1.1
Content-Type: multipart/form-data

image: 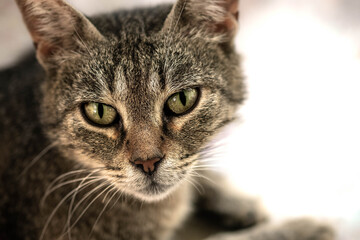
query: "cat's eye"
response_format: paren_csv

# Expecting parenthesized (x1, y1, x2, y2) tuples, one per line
(83, 102, 118, 126)
(166, 88, 199, 115)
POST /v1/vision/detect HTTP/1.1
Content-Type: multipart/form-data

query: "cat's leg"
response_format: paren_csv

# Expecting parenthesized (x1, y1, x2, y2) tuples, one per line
(193, 170, 268, 230)
(204, 218, 335, 240)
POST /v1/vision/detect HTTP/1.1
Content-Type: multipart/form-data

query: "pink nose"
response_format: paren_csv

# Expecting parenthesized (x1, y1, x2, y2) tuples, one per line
(133, 157, 162, 175)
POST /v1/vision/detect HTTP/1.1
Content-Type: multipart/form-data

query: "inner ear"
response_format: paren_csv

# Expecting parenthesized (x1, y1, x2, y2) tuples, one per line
(215, 0, 239, 34)
(162, 0, 239, 42)
(15, 0, 105, 69)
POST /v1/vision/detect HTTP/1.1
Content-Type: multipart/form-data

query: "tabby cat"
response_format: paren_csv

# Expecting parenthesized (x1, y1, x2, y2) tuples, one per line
(0, 0, 335, 239)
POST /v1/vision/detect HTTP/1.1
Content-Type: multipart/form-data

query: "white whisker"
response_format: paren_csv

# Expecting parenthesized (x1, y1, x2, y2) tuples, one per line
(18, 141, 58, 178)
(88, 184, 119, 239)
(41, 168, 103, 208)
(43, 177, 98, 205)
(184, 176, 204, 194)
(65, 181, 112, 235)
(44, 168, 102, 197)
(192, 164, 222, 168)
(39, 177, 104, 240)
(66, 170, 100, 240)
(189, 171, 217, 186)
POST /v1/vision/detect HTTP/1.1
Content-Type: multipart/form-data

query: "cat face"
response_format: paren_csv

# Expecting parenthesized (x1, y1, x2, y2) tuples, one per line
(17, 0, 244, 201)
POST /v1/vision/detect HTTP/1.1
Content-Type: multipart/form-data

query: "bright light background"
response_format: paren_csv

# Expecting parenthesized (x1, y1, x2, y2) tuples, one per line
(1, 0, 359, 239)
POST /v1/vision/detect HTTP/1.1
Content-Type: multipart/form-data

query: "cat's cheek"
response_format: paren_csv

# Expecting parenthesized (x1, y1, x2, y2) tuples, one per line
(47, 112, 124, 166)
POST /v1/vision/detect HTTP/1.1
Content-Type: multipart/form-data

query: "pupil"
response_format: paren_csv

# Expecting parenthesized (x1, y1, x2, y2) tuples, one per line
(98, 104, 104, 118)
(179, 92, 186, 106)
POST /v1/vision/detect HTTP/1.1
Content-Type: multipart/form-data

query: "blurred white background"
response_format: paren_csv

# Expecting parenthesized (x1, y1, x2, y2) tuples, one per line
(1, 0, 359, 239)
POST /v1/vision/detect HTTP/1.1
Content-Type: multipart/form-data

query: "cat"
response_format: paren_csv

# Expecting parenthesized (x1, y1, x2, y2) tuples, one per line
(0, 0, 335, 239)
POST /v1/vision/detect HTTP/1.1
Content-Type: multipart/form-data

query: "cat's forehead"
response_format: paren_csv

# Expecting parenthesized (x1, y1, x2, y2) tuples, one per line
(105, 35, 205, 94)
(82, 10, 219, 99)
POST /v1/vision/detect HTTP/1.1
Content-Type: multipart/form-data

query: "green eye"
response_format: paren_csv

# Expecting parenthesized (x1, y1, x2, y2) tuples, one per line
(166, 88, 199, 115)
(83, 102, 117, 126)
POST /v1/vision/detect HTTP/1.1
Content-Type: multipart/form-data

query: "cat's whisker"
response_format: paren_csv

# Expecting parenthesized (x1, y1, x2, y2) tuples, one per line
(186, 178, 205, 193)
(191, 163, 225, 171)
(196, 161, 221, 167)
(191, 168, 220, 172)
(110, 186, 126, 210)
(66, 170, 101, 240)
(18, 141, 59, 178)
(65, 180, 111, 234)
(198, 155, 224, 162)
(68, 178, 108, 216)
(59, 177, 107, 240)
(198, 142, 227, 154)
(140, 195, 146, 210)
(197, 154, 225, 163)
(199, 148, 225, 155)
(189, 170, 217, 186)
(88, 183, 119, 239)
(199, 153, 224, 159)
(196, 161, 221, 166)
(102, 186, 125, 218)
(60, 179, 108, 239)
(184, 177, 204, 195)
(193, 162, 222, 166)
(102, 182, 117, 203)
(197, 157, 222, 163)
(43, 176, 99, 203)
(192, 164, 222, 168)
(39, 177, 104, 240)
(199, 144, 222, 154)
(41, 169, 103, 208)
(45, 168, 103, 196)
(199, 148, 226, 157)
(192, 168, 224, 173)
(205, 140, 228, 149)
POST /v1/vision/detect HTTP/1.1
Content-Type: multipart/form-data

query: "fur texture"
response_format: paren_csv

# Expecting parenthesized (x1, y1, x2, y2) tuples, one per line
(0, 0, 335, 239)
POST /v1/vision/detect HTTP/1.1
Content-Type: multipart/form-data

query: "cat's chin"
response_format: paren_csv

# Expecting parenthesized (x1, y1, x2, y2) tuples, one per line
(126, 181, 179, 202)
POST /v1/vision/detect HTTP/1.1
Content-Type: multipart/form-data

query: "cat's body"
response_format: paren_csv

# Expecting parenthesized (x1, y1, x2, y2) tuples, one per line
(0, 0, 335, 239)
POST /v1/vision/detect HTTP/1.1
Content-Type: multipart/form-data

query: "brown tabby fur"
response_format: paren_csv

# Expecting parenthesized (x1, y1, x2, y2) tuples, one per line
(0, 0, 335, 239)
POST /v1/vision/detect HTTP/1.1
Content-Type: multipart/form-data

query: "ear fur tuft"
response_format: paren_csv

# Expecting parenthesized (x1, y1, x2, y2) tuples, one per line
(15, 0, 105, 69)
(163, 0, 239, 43)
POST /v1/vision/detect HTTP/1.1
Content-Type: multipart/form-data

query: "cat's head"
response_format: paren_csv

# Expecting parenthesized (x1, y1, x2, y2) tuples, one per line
(16, 0, 244, 201)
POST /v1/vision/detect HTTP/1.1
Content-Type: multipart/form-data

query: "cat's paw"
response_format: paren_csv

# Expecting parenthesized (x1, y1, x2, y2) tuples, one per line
(218, 197, 268, 230)
(198, 196, 268, 232)
(283, 218, 336, 240)
(202, 218, 336, 240)
(197, 190, 268, 231)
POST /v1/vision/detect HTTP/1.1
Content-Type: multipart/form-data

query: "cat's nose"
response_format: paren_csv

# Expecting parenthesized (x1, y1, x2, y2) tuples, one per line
(131, 156, 163, 175)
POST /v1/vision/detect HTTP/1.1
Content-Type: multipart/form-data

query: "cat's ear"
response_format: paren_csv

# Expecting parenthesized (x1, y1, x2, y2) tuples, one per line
(15, 0, 105, 69)
(163, 0, 239, 43)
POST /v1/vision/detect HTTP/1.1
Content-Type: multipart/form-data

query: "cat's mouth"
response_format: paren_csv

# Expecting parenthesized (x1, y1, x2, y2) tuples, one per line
(126, 179, 177, 201)
(105, 167, 181, 201)
(142, 181, 172, 195)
